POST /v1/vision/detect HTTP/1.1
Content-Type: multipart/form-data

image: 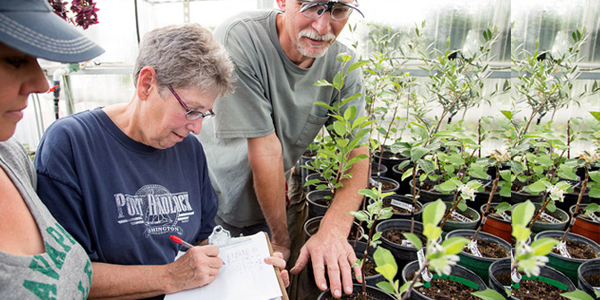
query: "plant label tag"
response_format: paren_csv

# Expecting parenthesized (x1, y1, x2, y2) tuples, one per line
(451, 211, 471, 223)
(468, 240, 483, 257)
(401, 240, 415, 248)
(588, 213, 600, 223)
(511, 268, 521, 284)
(417, 248, 432, 283)
(556, 241, 571, 258)
(498, 211, 511, 222)
(391, 200, 414, 212)
(540, 212, 561, 224)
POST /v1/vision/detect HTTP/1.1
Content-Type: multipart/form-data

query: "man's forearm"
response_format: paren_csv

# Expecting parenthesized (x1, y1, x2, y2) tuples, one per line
(248, 135, 291, 254)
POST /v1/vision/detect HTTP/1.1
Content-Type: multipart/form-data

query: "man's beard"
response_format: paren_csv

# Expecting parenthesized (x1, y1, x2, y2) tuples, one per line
(296, 29, 336, 58)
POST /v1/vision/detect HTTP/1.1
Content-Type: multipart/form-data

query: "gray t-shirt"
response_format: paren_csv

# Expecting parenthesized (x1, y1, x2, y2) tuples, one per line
(0, 140, 92, 299)
(198, 9, 367, 227)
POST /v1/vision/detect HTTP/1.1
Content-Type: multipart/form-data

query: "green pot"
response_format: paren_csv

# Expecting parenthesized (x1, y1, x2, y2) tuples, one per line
(445, 230, 511, 283)
(534, 231, 600, 284)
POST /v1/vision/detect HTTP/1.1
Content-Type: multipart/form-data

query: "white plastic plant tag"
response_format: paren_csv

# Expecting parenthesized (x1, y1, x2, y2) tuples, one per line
(588, 213, 600, 223)
(468, 240, 482, 257)
(391, 199, 414, 212)
(417, 248, 432, 282)
(556, 241, 571, 258)
(540, 212, 561, 224)
(451, 211, 471, 223)
(498, 211, 511, 222)
(208, 225, 232, 246)
(511, 268, 521, 284)
(401, 239, 415, 248)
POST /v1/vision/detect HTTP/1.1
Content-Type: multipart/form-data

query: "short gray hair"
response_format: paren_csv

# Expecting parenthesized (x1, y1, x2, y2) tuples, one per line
(134, 23, 234, 98)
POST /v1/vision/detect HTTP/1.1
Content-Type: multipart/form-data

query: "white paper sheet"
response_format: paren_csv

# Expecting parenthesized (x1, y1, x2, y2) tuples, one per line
(165, 232, 282, 300)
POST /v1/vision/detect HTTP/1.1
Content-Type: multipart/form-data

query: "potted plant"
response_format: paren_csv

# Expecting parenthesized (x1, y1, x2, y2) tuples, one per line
(373, 199, 488, 300)
(302, 54, 372, 217)
(511, 200, 578, 299)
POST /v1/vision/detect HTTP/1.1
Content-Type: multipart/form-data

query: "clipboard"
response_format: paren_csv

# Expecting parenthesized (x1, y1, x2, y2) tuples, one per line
(165, 231, 288, 300)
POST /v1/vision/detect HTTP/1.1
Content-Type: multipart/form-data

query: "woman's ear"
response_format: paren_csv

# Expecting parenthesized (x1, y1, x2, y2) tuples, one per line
(136, 66, 157, 101)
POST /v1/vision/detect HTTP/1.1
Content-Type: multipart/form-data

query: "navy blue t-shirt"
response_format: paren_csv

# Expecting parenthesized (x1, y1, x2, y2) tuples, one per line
(34, 108, 217, 299)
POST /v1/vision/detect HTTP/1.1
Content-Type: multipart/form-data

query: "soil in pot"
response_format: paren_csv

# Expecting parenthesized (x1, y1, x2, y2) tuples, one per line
(381, 194, 423, 221)
(405, 274, 480, 300)
(534, 231, 600, 284)
(578, 259, 600, 299)
(368, 176, 400, 193)
(318, 283, 395, 300)
(548, 238, 598, 260)
(381, 229, 427, 247)
(403, 262, 487, 300)
(447, 230, 511, 282)
(512, 279, 570, 300)
(512, 265, 577, 300)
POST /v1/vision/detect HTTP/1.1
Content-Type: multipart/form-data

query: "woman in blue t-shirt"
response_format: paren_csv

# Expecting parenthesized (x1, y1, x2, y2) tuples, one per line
(34, 23, 288, 300)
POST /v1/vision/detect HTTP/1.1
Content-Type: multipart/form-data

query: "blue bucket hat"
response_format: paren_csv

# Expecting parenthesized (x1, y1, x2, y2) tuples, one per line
(0, 0, 104, 63)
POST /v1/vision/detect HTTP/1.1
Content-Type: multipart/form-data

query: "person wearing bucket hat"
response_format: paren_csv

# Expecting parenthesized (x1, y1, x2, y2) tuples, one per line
(0, 0, 103, 299)
(0, 0, 104, 63)
(34, 23, 288, 299)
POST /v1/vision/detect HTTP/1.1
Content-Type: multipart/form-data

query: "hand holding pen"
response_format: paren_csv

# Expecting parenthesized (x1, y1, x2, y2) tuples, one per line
(170, 235, 196, 249)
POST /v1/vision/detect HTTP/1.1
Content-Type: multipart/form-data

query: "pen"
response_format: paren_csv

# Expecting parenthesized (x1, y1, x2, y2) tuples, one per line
(170, 235, 195, 249)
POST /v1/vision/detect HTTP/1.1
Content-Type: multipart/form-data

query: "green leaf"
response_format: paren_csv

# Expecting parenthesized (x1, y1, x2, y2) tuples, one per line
(471, 288, 510, 300)
(423, 199, 446, 226)
(512, 224, 531, 242)
(560, 290, 596, 300)
(403, 233, 423, 249)
(314, 79, 333, 87)
(376, 281, 395, 294)
(500, 110, 512, 120)
(423, 223, 442, 241)
(512, 200, 535, 227)
(348, 60, 369, 73)
(442, 236, 469, 255)
(530, 237, 560, 256)
(373, 247, 397, 281)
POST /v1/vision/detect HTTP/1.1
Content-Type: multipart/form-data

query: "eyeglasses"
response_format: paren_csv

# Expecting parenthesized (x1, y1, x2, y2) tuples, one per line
(299, 1, 364, 21)
(166, 84, 215, 121)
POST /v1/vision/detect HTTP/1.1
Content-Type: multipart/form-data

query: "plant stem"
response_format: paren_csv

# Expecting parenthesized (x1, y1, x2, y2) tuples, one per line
(561, 171, 588, 243)
(401, 261, 429, 300)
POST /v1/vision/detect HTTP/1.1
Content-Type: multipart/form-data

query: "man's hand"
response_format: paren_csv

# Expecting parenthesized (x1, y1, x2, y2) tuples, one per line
(290, 228, 362, 298)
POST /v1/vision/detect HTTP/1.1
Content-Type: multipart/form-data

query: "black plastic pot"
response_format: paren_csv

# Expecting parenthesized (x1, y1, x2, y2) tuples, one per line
(375, 219, 424, 272)
(300, 149, 318, 187)
(401, 261, 487, 300)
(317, 283, 396, 300)
(408, 180, 454, 203)
(390, 161, 414, 197)
(369, 176, 400, 193)
(534, 230, 600, 284)
(512, 265, 577, 299)
(445, 229, 511, 283)
(303, 216, 364, 242)
(306, 189, 331, 218)
(488, 258, 514, 300)
(373, 150, 408, 175)
(577, 258, 600, 300)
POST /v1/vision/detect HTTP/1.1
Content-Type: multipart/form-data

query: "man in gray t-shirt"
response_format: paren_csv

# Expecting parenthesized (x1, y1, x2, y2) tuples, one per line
(198, 1, 368, 298)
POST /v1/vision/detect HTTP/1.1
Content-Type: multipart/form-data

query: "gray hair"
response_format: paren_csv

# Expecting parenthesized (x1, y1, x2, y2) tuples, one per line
(134, 23, 234, 98)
